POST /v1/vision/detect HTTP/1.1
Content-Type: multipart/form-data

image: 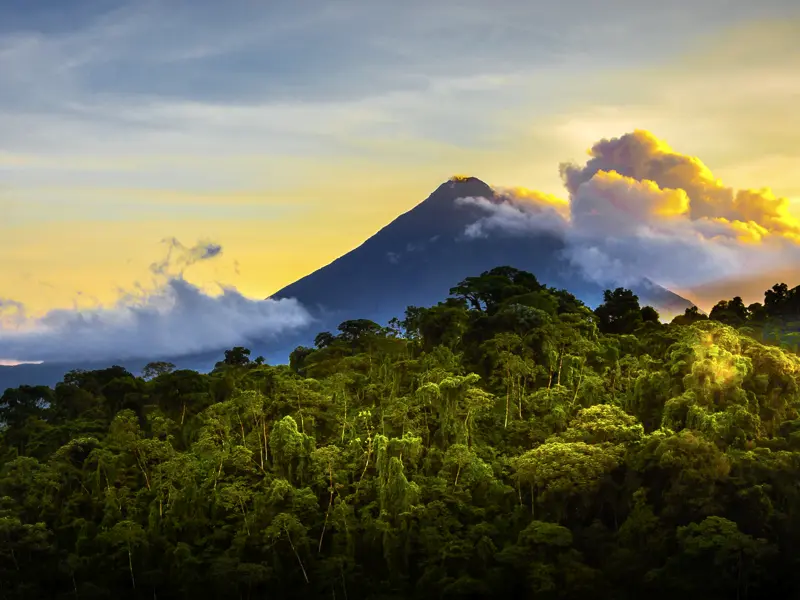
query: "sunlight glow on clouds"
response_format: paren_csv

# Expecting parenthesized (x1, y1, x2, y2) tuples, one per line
(460, 130, 800, 291)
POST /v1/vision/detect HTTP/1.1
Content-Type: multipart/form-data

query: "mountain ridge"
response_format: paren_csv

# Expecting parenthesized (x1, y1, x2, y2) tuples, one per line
(269, 175, 694, 323)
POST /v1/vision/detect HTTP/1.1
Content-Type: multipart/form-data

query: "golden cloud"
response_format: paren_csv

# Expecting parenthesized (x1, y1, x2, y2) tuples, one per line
(464, 129, 800, 291)
(495, 185, 571, 219)
(560, 129, 800, 242)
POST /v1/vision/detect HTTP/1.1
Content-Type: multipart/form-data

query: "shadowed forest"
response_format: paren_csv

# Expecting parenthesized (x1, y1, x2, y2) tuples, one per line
(4, 267, 800, 599)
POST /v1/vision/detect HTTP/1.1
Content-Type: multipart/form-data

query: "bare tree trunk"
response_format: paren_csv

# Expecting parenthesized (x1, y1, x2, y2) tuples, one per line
(340, 563, 349, 600)
(297, 392, 305, 434)
(128, 544, 136, 590)
(572, 359, 586, 407)
(262, 419, 269, 464)
(285, 529, 309, 583)
(341, 393, 348, 444)
(237, 412, 246, 445)
(557, 349, 564, 386)
(356, 435, 373, 492)
(531, 483, 535, 516)
(240, 500, 250, 536)
(504, 364, 511, 428)
(319, 465, 335, 552)
(213, 456, 223, 490)
(135, 452, 151, 491)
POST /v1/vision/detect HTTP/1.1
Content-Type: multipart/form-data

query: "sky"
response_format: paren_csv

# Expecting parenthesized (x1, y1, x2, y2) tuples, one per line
(0, 0, 799, 364)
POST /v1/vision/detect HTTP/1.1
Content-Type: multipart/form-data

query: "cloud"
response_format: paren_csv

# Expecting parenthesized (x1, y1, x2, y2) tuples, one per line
(0, 240, 313, 363)
(4, 0, 784, 109)
(0, 360, 41, 366)
(149, 237, 223, 276)
(0, 1, 794, 162)
(456, 190, 568, 238)
(0, 299, 26, 328)
(460, 130, 800, 290)
(560, 130, 800, 239)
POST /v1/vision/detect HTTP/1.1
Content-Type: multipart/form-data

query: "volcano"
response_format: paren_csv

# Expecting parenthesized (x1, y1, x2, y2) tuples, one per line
(268, 176, 694, 327)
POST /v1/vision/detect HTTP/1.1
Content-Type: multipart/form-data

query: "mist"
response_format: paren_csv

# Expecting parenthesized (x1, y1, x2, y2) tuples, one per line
(0, 239, 313, 364)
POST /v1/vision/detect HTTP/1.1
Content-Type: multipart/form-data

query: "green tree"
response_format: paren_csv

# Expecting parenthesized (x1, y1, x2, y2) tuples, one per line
(141, 361, 176, 380)
(594, 288, 644, 335)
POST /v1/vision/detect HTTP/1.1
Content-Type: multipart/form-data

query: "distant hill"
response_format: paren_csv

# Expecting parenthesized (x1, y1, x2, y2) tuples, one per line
(0, 353, 221, 393)
(0, 176, 694, 393)
(269, 176, 693, 326)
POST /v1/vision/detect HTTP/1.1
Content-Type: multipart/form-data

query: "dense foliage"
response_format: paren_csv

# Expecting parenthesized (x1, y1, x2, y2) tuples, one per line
(3, 266, 800, 599)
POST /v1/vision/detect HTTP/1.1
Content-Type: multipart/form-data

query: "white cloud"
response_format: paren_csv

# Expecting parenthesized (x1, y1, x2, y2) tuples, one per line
(0, 239, 313, 363)
(456, 194, 568, 239)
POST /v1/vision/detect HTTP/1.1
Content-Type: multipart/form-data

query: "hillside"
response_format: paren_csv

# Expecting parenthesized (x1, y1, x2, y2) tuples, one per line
(2, 267, 800, 598)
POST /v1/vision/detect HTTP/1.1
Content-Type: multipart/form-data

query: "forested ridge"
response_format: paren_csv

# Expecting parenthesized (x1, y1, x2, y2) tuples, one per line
(4, 267, 800, 599)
